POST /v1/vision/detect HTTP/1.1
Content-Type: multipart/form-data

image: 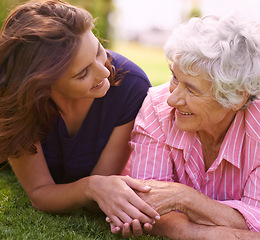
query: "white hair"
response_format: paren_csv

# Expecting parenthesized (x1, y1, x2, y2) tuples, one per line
(165, 13, 260, 108)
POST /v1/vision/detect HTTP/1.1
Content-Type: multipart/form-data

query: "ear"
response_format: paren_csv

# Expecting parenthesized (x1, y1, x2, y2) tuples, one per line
(231, 93, 250, 111)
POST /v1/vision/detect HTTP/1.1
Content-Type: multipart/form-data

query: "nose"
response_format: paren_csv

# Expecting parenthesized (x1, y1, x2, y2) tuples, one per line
(167, 84, 186, 107)
(96, 61, 110, 79)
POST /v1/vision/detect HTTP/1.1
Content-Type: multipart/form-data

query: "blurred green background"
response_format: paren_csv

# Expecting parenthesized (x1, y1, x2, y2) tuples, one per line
(0, 0, 169, 86)
(0, 0, 113, 44)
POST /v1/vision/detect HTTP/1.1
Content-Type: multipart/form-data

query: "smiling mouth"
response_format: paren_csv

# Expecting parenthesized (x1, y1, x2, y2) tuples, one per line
(178, 110, 193, 115)
(91, 80, 103, 89)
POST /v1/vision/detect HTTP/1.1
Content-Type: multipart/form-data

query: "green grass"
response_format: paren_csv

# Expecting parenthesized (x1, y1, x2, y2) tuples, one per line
(0, 167, 168, 240)
(112, 41, 170, 86)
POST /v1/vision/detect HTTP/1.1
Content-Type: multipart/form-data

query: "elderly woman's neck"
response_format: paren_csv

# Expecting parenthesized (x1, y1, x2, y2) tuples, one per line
(198, 130, 227, 172)
(197, 110, 237, 171)
(198, 112, 237, 147)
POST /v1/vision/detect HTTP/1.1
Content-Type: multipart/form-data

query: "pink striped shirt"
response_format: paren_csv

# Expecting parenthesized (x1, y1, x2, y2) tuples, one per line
(130, 82, 260, 232)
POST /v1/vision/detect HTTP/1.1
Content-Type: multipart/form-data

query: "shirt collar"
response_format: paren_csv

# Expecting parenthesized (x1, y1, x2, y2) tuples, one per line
(166, 108, 245, 169)
(217, 110, 245, 169)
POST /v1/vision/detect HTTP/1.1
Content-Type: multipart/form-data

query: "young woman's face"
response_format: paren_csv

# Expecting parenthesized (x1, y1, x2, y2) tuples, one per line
(167, 63, 235, 135)
(51, 29, 110, 100)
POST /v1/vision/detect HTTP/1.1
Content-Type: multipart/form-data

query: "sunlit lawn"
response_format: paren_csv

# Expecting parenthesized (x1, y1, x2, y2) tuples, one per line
(112, 41, 170, 86)
(0, 167, 168, 240)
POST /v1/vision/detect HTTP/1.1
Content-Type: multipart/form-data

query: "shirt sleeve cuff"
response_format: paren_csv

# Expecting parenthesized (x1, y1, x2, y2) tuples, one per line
(219, 199, 260, 232)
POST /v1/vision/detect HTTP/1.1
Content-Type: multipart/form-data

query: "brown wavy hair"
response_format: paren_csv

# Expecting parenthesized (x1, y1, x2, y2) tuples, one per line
(0, 0, 117, 162)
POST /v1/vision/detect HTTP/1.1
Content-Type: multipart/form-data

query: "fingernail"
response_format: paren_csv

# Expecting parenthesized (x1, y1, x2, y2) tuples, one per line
(144, 185, 151, 190)
(155, 215, 160, 220)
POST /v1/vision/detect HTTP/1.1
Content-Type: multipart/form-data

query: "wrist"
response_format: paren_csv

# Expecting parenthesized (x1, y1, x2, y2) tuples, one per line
(86, 175, 104, 201)
(172, 183, 192, 213)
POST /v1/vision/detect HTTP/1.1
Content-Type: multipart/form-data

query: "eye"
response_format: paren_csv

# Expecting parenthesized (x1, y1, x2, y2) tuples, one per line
(78, 68, 89, 80)
(97, 48, 101, 57)
(186, 86, 200, 96)
(187, 87, 195, 94)
(172, 76, 179, 85)
(96, 43, 103, 57)
(170, 70, 179, 85)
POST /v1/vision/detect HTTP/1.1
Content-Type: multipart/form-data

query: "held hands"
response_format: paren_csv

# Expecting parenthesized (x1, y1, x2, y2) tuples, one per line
(107, 179, 195, 238)
(136, 180, 248, 229)
(106, 179, 254, 239)
(88, 175, 160, 229)
(136, 180, 188, 216)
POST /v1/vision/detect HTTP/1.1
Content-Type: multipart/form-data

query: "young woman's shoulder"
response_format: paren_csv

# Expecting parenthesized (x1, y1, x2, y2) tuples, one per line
(107, 50, 151, 87)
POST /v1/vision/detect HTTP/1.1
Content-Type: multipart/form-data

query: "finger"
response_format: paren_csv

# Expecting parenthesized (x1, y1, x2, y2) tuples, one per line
(132, 219, 144, 237)
(123, 176, 151, 193)
(108, 215, 124, 229)
(110, 222, 121, 235)
(112, 198, 154, 224)
(107, 195, 156, 225)
(143, 223, 153, 233)
(115, 181, 160, 222)
(105, 178, 159, 224)
(127, 195, 160, 223)
(122, 223, 132, 238)
(118, 211, 133, 224)
(109, 210, 134, 228)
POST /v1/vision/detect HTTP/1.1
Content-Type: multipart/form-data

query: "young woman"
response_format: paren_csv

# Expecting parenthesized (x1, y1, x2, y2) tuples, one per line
(0, 0, 159, 229)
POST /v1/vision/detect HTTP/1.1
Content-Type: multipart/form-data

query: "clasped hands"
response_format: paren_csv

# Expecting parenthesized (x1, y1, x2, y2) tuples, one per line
(102, 178, 253, 239)
(105, 178, 197, 238)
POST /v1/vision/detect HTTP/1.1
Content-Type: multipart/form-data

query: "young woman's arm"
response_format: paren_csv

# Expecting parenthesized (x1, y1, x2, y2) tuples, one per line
(9, 122, 159, 228)
(89, 120, 159, 226)
(90, 120, 134, 175)
(9, 142, 95, 213)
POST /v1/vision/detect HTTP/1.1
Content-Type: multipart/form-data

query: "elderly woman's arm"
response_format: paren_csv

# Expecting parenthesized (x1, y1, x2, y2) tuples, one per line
(137, 180, 249, 229)
(149, 211, 260, 240)
(116, 210, 260, 239)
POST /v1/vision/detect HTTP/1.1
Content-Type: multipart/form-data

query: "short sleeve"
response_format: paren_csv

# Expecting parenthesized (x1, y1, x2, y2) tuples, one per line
(108, 50, 151, 126)
(116, 73, 151, 126)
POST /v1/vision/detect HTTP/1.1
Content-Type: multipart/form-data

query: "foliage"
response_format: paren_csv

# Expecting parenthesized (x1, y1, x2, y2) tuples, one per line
(0, 0, 113, 48)
(188, 7, 202, 18)
(68, 0, 114, 48)
(0, 0, 24, 26)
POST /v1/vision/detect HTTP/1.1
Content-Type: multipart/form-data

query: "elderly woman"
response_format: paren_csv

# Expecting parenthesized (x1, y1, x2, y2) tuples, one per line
(110, 13, 260, 239)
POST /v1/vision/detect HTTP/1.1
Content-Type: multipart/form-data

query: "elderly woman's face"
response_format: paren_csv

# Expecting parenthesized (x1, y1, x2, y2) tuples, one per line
(167, 64, 236, 134)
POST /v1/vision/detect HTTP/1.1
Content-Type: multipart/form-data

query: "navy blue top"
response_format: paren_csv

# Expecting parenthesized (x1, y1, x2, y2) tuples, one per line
(41, 51, 151, 183)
